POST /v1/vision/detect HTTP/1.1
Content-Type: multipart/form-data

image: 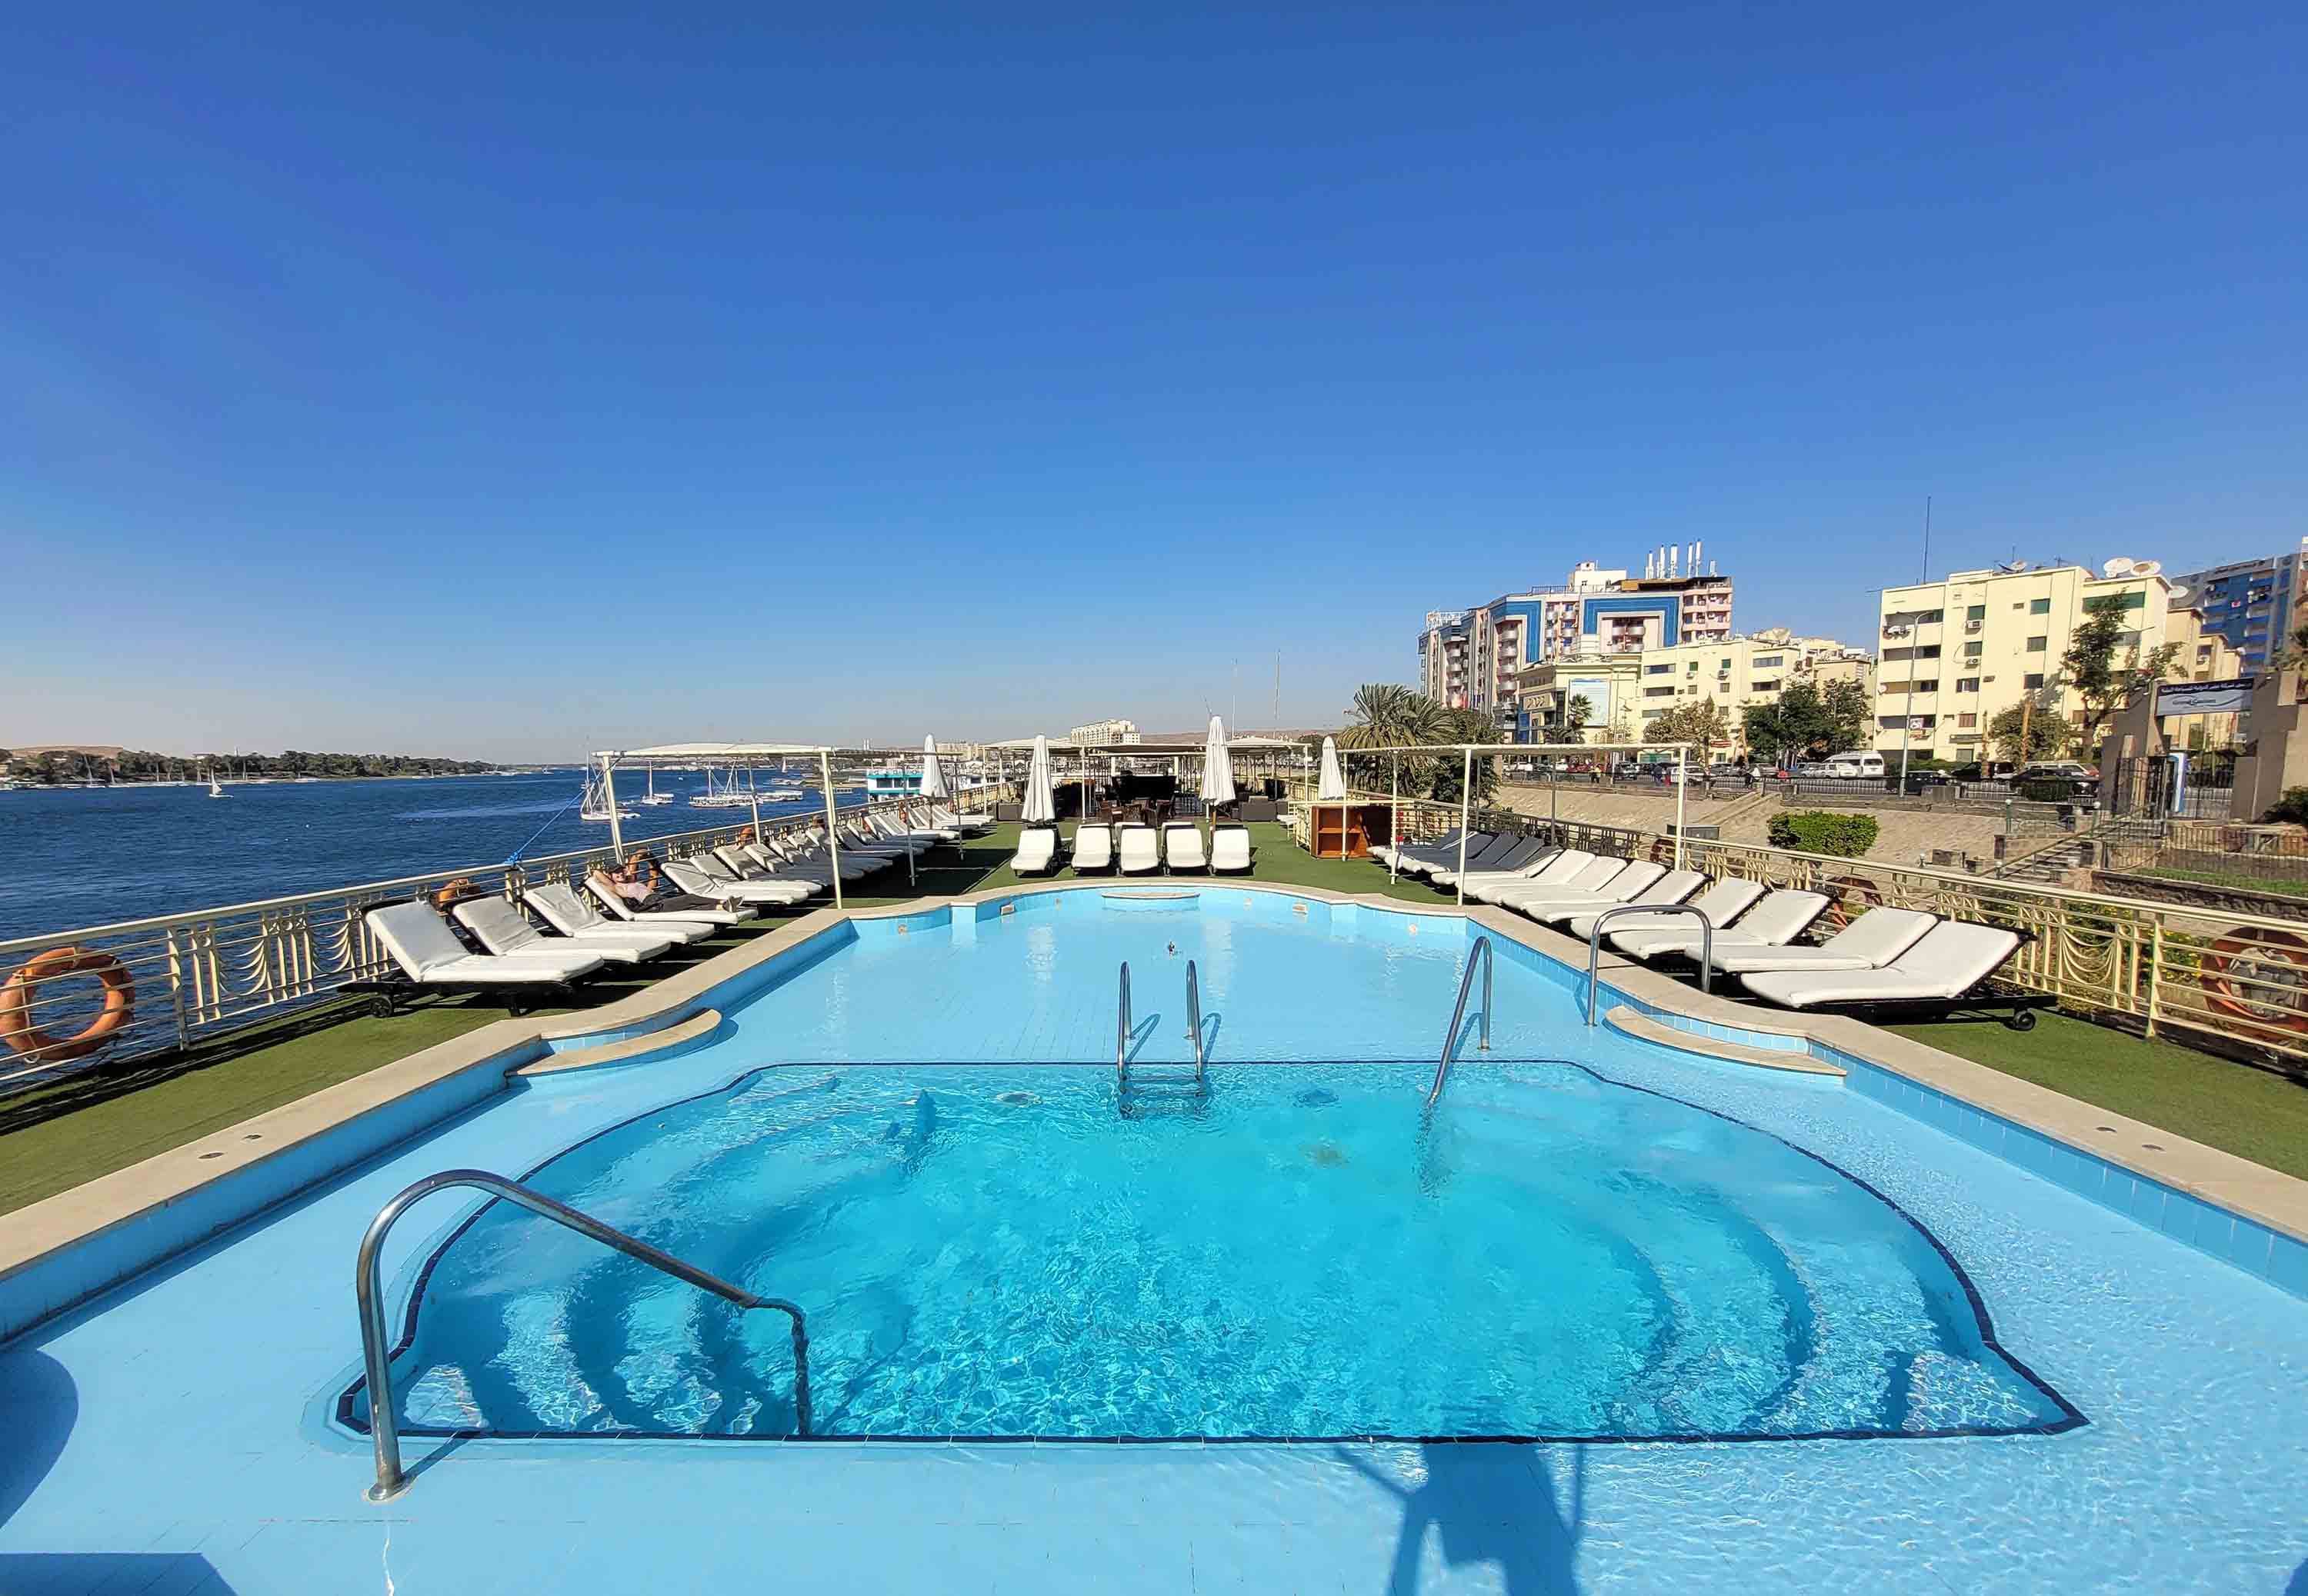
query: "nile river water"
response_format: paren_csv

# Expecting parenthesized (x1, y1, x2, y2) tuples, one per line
(0, 771, 858, 941)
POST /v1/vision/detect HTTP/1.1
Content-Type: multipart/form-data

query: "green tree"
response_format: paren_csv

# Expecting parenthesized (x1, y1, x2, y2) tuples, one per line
(1986, 698, 2075, 763)
(1428, 707, 1506, 805)
(1819, 679, 1870, 753)
(1741, 683, 1857, 765)
(1648, 698, 1729, 753)
(2065, 600, 2183, 753)
(1563, 695, 1593, 741)
(1339, 684, 1446, 751)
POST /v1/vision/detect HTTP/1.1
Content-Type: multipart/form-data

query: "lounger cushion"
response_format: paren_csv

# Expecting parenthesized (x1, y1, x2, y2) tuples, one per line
(368, 902, 600, 981)
(1708, 908, 1936, 975)
(1744, 922, 2022, 1008)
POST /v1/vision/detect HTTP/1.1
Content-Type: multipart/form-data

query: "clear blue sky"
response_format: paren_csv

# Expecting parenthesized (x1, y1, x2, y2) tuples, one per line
(5, 3, 2301, 759)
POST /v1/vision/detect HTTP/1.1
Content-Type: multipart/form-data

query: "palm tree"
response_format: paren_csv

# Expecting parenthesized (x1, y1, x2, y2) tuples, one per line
(1339, 684, 1446, 749)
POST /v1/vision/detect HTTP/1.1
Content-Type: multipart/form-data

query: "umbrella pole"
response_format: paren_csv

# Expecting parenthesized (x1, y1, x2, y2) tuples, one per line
(1674, 742, 1687, 871)
(820, 751, 843, 910)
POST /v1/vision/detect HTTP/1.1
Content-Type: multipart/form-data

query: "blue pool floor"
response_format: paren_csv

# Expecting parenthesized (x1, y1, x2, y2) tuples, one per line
(5, 1027, 2306, 1593)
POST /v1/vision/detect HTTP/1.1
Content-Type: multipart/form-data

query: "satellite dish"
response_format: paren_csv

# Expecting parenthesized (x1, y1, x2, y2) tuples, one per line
(2133, 559, 2162, 577)
(2167, 585, 2190, 603)
(1996, 558, 2030, 573)
(2103, 558, 2136, 578)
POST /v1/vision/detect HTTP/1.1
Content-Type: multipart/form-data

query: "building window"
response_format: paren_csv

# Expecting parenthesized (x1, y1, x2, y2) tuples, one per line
(2026, 635, 2048, 652)
(1956, 677, 1979, 692)
(1966, 605, 1986, 621)
(2024, 672, 2045, 690)
(1645, 687, 1674, 698)
(1964, 641, 1983, 659)
(1753, 655, 1783, 668)
(1646, 664, 1670, 675)
(1915, 645, 1941, 659)
(1879, 682, 1909, 695)
(2030, 598, 2051, 615)
(1958, 712, 1977, 728)
(1751, 679, 1780, 694)
(1915, 680, 1939, 694)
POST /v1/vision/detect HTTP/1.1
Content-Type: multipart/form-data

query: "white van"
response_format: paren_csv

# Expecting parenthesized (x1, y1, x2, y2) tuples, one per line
(1825, 751, 1886, 780)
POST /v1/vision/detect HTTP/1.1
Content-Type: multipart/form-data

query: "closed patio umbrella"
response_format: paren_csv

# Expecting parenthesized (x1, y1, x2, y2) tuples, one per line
(1315, 736, 1346, 801)
(920, 735, 949, 801)
(1022, 735, 1056, 824)
(1201, 715, 1237, 812)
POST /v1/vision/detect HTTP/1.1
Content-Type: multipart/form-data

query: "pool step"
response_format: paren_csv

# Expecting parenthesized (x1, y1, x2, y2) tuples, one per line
(509, 1008, 722, 1078)
(1604, 1006, 1843, 1075)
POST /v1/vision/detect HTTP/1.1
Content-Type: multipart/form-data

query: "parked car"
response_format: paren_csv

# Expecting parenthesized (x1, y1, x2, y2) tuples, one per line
(2016, 761, 2102, 810)
(1795, 761, 1836, 778)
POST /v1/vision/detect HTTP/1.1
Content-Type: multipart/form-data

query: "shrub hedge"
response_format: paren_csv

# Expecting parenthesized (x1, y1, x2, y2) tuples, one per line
(1766, 811, 1880, 858)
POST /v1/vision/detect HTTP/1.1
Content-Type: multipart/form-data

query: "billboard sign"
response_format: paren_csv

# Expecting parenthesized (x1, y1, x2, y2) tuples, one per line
(2154, 678, 2254, 718)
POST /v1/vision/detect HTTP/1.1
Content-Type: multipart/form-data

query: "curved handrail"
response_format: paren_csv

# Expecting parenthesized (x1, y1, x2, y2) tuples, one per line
(1426, 935, 1493, 1108)
(355, 1168, 811, 1500)
(1186, 958, 1205, 1083)
(1116, 960, 1132, 1088)
(1585, 903, 1711, 1027)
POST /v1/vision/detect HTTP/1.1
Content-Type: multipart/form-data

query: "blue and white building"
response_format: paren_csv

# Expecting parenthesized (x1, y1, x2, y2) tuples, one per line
(2170, 540, 2308, 668)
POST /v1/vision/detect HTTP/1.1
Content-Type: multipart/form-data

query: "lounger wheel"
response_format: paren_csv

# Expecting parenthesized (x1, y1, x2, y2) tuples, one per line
(2006, 1007, 2037, 1031)
(367, 994, 399, 1019)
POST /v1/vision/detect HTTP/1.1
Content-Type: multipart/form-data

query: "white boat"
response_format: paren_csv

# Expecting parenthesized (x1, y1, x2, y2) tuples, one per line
(578, 769, 635, 822)
(207, 772, 229, 800)
(688, 766, 757, 809)
(639, 768, 675, 806)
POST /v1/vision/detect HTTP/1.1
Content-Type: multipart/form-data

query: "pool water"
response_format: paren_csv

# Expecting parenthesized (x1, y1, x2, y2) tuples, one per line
(347, 1058, 2074, 1442)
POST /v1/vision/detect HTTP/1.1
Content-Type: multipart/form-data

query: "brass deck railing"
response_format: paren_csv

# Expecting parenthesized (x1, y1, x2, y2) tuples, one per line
(0, 789, 1009, 1096)
(1299, 784, 2308, 1069)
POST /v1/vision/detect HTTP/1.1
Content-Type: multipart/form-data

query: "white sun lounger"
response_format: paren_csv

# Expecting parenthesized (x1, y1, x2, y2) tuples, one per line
(1609, 888, 1828, 960)
(1010, 826, 1060, 876)
(363, 901, 607, 991)
(585, 871, 762, 928)
(1072, 824, 1116, 873)
(456, 895, 676, 967)
(1212, 825, 1252, 875)
(1118, 825, 1160, 875)
(932, 805, 994, 835)
(1162, 822, 1209, 874)
(1491, 855, 1632, 911)
(1705, 908, 1938, 977)
(1464, 849, 1592, 905)
(528, 882, 716, 947)
(701, 848, 825, 898)
(1741, 921, 2040, 1025)
(1565, 876, 1766, 943)
(1556, 871, 1721, 938)
(663, 858, 822, 905)
(1516, 864, 1689, 928)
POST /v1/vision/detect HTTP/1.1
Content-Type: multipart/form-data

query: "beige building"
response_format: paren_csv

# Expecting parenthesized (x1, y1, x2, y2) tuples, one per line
(1067, 718, 1140, 746)
(1514, 628, 1871, 754)
(1875, 563, 2176, 761)
(1626, 628, 1875, 757)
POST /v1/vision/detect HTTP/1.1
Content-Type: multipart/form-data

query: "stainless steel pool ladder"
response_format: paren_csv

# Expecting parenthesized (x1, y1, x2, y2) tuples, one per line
(1116, 958, 1206, 1091)
(1584, 903, 1711, 1027)
(1425, 935, 1493, 1108)
(355, 1168, 812, 1501)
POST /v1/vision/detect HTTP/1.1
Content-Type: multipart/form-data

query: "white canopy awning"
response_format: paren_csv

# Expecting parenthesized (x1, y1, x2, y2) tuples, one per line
(595, 741, 834, 761)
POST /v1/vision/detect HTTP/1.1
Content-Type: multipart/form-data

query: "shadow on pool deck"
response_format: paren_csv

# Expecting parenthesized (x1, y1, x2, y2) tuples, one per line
(1338, 1443, 1585, 1594)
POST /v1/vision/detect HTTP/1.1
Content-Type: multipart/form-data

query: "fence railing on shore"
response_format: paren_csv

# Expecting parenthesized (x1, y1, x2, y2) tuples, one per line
(1309, 784, 2308, 1070)
(0, 789, 1009, 1098)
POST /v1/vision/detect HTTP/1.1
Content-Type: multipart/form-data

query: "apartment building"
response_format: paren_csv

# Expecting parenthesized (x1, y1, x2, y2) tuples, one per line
(1067, 719, 1141, 746)
(1514, 628, 1870, 752)
(1416, 547, 1734, 726)
(1623, 629, 1874, 755)
(1875, 561, 2175, 761)
(2169, 538, 2308, 668)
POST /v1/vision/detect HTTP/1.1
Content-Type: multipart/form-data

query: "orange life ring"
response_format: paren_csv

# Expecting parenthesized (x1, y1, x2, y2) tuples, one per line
(2201, 927, 2308, 1035)
(0, 947, 136, 1064)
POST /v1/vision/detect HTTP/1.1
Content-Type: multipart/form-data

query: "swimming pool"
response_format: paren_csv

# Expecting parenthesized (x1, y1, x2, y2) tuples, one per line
(5, 882, 2306, 1593)
(345, 1058, 2075, 1444)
